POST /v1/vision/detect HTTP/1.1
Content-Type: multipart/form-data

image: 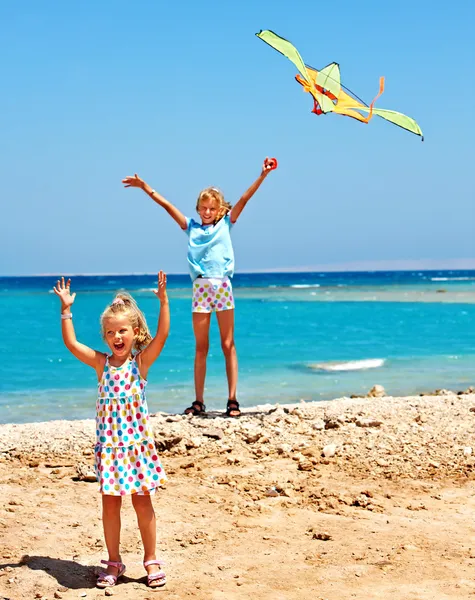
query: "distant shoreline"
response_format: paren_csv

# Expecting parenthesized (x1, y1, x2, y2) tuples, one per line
(2, 260, 475, 278)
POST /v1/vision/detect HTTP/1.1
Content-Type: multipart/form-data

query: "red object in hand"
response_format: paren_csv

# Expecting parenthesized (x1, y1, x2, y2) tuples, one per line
(267, 157, 278, 170)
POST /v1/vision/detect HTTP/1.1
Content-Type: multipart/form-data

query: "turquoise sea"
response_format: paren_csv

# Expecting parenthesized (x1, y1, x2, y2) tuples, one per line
(1, 270, 474, 424)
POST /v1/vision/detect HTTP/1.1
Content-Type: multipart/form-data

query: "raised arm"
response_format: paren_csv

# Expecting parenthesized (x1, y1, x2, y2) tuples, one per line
(137, 271, 170, 379)
(230, 157, 277, 224)
(122, 173, 188, 230)
(53, 278, 106, 374)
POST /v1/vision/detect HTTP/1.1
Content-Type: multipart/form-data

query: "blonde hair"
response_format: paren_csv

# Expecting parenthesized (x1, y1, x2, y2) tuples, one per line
(196, 187, 232, 224)
(100, 292, 152, 352)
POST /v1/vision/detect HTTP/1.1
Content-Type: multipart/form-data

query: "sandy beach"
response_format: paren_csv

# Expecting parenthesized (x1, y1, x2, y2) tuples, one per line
(1, 389, 475, 600)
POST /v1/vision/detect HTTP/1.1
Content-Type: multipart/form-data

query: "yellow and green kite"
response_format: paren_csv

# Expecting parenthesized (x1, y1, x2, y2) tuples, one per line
(256, 30, 423, 140)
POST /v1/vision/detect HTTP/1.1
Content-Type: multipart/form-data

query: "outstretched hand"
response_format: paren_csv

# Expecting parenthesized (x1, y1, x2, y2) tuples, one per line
(53, 277, 76, 309)
(261, 157, 278, 176)
(122, 173, 145, 189)
(153, 271, 168, 302)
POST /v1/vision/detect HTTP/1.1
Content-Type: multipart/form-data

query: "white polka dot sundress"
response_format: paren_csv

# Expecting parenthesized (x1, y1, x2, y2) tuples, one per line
(94, 356, 167, 496)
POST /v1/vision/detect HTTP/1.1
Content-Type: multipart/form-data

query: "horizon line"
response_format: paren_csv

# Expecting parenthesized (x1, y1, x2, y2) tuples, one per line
(2, 258, 475, 278)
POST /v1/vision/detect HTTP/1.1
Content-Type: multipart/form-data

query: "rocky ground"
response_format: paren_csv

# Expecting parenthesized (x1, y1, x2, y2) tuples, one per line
(1, 389, 475, 599)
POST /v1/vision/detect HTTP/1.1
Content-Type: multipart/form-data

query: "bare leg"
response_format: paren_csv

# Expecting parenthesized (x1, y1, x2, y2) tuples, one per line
(216, 309, 238, 406)
(101, 495, 123, 576)
(132, 494, 163, 586)
(192, 312, 211, 404)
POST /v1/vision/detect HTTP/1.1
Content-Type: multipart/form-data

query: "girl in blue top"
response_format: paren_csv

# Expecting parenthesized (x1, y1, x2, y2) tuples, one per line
(122, 158, 277, 417)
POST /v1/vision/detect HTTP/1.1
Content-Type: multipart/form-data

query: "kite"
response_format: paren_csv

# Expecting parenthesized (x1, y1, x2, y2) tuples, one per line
(256, 30, 423, 140)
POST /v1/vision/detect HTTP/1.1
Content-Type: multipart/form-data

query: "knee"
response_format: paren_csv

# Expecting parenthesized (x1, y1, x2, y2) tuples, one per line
(102, 495, 122, 515)
(195, 342, 209, 357)
(132, 494, 154, 517)
(221, 338, 235, 356)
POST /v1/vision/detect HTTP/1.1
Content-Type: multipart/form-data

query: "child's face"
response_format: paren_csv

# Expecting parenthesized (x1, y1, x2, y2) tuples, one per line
(103, 314, 138, 358)
(197, 198, 220, 225)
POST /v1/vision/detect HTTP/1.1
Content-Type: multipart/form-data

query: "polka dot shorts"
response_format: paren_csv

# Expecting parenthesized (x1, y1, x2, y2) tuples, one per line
(192, 276, 235, 313)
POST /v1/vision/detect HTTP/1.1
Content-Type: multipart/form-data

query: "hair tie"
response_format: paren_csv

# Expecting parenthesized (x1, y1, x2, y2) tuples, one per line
(112, 298, 125, 306)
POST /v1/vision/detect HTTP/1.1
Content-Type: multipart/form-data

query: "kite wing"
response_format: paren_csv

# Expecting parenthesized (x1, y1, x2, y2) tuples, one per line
(256, 29, 423, 140)
(356, 107, 424, 138)
(256, 29, 310, 83)
(256, 30, 332, 114)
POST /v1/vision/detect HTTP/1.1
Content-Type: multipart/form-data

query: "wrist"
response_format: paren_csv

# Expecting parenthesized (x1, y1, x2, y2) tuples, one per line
(61, 305, 72, 314)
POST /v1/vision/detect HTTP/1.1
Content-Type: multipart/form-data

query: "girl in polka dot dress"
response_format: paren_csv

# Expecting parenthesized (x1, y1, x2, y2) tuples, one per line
(53, 272, 169, 589)
(122, 158, 277, 418)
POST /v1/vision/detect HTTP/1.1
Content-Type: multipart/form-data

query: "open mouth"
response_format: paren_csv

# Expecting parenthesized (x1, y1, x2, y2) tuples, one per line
(114, 342, 125, 351)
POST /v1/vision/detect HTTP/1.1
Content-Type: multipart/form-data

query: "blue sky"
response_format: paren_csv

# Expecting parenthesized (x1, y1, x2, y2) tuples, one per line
(1, 0, 474, 275)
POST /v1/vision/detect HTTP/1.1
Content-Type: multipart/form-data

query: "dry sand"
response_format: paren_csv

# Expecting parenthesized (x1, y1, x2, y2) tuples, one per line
(1, 390, 475, 600)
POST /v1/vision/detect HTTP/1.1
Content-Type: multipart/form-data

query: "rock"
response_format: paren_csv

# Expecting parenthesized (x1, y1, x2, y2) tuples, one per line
(322, 444, 337, 458)
(368, 385, 386, 397)
(355, 418, 382, 428)
(312, 419, 325, 431)
(266, 487, 280, 497)
(298, 458, 313, 471)
(463, 447, 473, 456)
(324, 418, 340, 430)
(156, 435, 183, 451)
(276, 443, 292, 454)
(202, 428, 224, 440)
(313, 532, 333, 541)
(76, 463, 97, 482)
(186, 437, 202, 449)
(105, 588, 114, 596)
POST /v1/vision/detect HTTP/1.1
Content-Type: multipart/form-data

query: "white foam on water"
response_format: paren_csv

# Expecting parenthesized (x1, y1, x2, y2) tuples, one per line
(307, 358, 386, 372)
(431, 277, 475, 281)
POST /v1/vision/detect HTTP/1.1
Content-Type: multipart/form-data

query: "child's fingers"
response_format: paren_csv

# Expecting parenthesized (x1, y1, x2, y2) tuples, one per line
(265, 157, 277, 171)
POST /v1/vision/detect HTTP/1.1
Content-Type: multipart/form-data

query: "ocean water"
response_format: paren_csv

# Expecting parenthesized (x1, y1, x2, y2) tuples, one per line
(1, 270, 474, 424)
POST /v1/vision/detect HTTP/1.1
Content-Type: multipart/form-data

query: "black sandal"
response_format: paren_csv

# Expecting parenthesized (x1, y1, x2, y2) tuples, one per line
(184, 401, 206, 416)
(226, 399, 241, 418)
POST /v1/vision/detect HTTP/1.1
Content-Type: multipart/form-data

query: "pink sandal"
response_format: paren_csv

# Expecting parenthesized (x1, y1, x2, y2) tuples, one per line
(96, 559, 126, 588)
(144, 559, 167, 588)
